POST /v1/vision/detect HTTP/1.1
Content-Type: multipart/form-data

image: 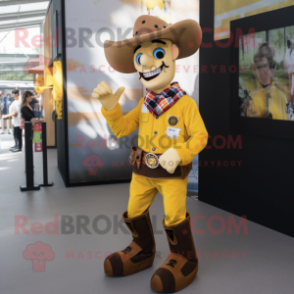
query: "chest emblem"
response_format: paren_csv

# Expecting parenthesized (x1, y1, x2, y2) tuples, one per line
(168, 115, 178, 126)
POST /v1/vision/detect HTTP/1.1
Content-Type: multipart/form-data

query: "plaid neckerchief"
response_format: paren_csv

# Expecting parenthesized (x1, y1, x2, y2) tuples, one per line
(144, 82, 186, 118)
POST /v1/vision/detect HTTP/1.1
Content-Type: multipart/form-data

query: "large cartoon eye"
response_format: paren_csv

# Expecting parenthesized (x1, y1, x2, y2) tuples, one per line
(153, 48, 165, 60)
(41, 252, 45, 255)
(136, 53, 143, 65)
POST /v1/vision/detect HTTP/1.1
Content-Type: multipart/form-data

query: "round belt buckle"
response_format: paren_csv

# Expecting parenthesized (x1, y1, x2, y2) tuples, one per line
(145, 153, 159, 169)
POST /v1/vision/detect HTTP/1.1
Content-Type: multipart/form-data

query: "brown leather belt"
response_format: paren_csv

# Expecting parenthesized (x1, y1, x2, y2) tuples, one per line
(129, 146, 192, 179)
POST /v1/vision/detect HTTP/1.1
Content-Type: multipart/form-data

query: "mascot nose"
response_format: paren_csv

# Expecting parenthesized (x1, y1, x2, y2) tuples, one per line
(140, 54, 154, 69)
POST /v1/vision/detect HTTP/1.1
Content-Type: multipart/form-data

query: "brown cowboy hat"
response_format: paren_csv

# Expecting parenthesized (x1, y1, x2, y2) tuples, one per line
(104, 15, 202, 74)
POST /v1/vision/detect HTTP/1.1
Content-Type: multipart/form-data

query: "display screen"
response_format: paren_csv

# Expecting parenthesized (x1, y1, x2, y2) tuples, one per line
(239, 26, 294, 121)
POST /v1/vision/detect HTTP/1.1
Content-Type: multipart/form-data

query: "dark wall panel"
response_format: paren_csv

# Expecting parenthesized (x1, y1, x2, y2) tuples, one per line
(199, 0, 294, 238)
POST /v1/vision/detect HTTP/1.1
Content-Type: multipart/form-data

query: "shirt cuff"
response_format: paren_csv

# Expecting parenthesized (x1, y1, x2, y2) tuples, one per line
(101, 103, 121, 121)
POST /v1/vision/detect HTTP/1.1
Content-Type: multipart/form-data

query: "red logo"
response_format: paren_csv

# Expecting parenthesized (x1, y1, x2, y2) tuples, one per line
(82, 154, 104, 175)
(23, 241, 55, 272)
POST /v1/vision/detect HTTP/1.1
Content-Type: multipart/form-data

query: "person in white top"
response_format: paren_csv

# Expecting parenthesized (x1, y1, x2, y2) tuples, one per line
(284, 38, 294, 118)
(2, 89, 22, 152)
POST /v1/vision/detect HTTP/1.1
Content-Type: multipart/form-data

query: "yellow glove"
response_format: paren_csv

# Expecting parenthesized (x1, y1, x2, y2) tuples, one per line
(91, 80, 125, 111)
(158, 148, 182, 174)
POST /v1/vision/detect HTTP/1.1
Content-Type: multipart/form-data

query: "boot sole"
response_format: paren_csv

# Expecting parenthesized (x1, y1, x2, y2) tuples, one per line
(105, 253, 155, 276)
(151, 262, 198, 293)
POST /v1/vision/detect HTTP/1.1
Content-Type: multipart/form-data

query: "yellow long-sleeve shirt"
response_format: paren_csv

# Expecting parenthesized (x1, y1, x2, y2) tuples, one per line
(101, 95, 208, 166)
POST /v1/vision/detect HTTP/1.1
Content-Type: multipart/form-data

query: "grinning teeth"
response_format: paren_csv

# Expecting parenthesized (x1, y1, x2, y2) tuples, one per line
(143, 67, 162, 78)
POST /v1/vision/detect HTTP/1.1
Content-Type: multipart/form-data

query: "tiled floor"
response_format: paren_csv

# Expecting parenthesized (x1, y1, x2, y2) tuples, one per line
(0, 133, 294, 294)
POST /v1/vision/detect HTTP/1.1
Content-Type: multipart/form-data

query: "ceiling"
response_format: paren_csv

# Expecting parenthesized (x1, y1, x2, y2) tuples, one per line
(0, 0, 49, 31)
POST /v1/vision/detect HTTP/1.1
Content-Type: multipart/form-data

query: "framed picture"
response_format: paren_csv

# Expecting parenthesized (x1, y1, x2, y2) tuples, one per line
(230, 6, 294, 140)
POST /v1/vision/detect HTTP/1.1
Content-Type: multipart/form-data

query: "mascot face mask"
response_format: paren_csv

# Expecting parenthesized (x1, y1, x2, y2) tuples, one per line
(133, 38, 179, 92)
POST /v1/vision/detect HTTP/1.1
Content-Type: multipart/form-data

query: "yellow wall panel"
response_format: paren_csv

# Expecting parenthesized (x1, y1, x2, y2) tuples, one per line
(215, 0, 261, 16)
(245, 0, 294, 17)
(214, 0, 294, 40)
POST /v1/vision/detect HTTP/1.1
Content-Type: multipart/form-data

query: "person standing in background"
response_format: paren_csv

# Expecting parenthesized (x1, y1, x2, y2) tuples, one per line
(7, 93, 14, 106)
(2, 89, 22, 152)
(30, 92, 43, 119)
(1, 91, 11, 134)
(21, 90, 44, 123)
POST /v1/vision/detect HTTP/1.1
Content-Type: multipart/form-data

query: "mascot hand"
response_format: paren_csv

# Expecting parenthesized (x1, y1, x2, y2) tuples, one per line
(91, 81, 125, 111)
(158, 148, 181, 174)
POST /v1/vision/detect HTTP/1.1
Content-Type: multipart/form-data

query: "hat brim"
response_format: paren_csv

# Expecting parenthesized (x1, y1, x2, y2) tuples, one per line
(104, 19, 202, 73)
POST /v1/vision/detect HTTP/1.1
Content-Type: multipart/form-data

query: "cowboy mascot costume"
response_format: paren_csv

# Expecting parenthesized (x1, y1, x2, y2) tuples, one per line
(92, 15, 208, 292)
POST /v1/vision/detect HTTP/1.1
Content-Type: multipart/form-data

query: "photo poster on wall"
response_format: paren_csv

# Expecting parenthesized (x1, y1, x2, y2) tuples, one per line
(239, 26, 294, 121)
(214, 0, 294, 40)
(65, 0, 200, 187)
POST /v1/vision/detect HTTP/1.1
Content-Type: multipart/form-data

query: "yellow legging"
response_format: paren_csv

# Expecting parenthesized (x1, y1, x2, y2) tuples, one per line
(127, 172, 189, 226)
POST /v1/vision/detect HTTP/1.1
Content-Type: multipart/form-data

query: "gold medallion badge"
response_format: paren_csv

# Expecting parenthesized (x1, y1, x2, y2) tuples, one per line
(145, 153, 159, 169)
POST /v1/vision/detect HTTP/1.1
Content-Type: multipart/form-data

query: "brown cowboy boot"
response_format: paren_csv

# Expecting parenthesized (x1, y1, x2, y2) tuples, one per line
(150, 212, 198, 292)
(104, 208, 156, 276)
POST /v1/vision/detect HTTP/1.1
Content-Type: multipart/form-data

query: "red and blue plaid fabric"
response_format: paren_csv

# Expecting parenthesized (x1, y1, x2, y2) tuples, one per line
(144, 82, 186, 118)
